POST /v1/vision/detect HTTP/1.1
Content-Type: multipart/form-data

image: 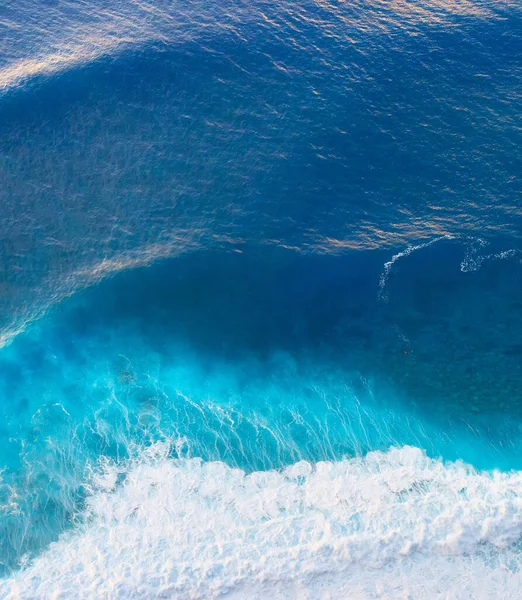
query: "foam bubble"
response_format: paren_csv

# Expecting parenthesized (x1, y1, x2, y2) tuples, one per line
(3, 443, 522, 599)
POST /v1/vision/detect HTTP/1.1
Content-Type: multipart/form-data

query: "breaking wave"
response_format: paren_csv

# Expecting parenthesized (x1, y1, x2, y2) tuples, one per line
(3, 443, 522, 599)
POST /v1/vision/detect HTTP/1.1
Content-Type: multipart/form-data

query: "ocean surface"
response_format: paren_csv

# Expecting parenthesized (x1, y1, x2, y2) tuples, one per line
(0, 0, 521, 597)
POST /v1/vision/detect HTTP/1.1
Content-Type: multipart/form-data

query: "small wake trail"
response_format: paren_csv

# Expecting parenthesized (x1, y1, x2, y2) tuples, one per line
(378, 237, 450, 302)
(379, 235, 522, 302)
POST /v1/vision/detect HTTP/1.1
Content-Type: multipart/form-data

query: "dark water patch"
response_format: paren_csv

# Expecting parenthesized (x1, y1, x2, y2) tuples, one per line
(382, 239, 522, 419)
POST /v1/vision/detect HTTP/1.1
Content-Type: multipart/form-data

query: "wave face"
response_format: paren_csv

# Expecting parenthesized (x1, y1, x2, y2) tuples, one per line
(1, 0, 522, 597)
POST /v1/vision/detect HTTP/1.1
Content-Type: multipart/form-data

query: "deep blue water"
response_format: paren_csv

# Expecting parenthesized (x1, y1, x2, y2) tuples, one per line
(0, 0, 522, 596)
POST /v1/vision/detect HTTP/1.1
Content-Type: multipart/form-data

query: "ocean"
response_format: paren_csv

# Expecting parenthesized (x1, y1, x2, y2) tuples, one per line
(0, 0, 521, 597)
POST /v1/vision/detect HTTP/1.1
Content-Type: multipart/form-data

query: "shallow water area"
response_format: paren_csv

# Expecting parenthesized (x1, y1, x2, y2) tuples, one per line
(0, 241, 522, 579)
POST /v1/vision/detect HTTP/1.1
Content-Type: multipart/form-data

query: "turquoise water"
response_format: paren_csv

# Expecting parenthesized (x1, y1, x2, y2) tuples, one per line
(1, 241, 522, 576)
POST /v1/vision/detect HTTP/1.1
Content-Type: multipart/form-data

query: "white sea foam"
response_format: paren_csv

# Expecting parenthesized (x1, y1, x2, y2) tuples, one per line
(460, 238, 489, 272)
(378, 237, 448, 301)
(461, 244, 522, 273)
(3, 443, 522, 599)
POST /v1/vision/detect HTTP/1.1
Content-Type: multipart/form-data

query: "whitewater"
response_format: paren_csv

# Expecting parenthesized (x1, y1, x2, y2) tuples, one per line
(2, 443, 522, 599)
